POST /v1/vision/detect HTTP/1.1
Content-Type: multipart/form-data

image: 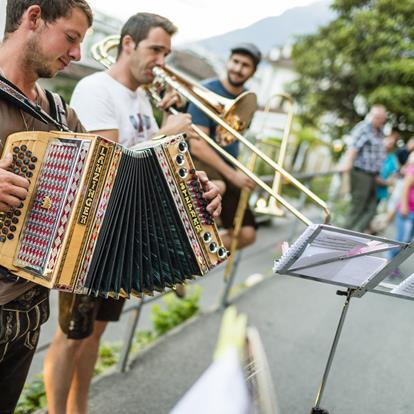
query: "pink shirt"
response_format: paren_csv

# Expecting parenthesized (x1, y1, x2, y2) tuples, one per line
(399, 164, 414, 213)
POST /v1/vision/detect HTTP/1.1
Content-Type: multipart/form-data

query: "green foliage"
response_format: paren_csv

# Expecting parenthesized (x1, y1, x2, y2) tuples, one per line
(14, 375, 47, 414)
(290, 0, 414, 139)
(308, 175, 332, 201)
(94, 342, 122, 376)
(135, 330, 157, 348)
(151, 286, 201, 336)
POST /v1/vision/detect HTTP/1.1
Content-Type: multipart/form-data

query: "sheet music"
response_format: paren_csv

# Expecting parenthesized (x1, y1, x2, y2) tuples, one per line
(292, 254, 387, 287)
(274, 224, 397, 288)
(310, 231, 370, 252)
(391, 273, 414, 298)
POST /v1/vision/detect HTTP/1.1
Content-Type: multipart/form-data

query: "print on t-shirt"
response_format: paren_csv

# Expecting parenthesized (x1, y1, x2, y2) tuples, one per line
(129, 113, 152, 139)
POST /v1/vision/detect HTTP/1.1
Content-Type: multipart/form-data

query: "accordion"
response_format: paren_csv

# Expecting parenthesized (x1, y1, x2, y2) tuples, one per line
(0, 131, 227, 298)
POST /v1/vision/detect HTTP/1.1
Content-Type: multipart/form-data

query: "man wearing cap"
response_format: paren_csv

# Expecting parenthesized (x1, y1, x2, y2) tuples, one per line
(187, 43, 261, 250)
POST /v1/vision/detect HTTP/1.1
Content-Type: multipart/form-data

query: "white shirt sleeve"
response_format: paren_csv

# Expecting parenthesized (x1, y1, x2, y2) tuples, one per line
(70, 74, 118, 132)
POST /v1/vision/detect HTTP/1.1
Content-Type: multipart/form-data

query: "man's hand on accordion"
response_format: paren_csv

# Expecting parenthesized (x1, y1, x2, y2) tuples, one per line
(0, 153, 29, 212)
(196, 170, 222, 218)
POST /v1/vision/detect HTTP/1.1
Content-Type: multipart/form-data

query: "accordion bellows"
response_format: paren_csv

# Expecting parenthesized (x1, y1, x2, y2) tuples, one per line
(0, 131, 227, 298)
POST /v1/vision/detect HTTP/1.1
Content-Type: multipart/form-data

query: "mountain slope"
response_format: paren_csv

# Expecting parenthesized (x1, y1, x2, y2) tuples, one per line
(186, 0, 335, 56)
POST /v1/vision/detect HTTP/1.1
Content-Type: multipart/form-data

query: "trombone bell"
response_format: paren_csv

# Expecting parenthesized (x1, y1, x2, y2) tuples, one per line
(217, 92, 257, 146)
(151, 66, 257, 147)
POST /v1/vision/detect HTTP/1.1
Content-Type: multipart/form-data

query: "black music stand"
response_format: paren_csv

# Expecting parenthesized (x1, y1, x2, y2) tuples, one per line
(273, 224, 414, 414)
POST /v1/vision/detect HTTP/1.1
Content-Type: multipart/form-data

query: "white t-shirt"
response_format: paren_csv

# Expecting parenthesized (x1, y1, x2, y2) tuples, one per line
(70, 71, 159, 147)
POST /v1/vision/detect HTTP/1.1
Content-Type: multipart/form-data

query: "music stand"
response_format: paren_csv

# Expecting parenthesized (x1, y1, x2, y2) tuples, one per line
(273, 224, 414, 414)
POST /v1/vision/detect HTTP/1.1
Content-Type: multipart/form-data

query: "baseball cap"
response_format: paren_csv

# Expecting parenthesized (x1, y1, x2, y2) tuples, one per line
(230, 43, 262, 67)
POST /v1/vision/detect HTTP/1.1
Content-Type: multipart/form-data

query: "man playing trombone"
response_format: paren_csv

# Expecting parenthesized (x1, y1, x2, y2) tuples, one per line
(187, 43, 262, 250)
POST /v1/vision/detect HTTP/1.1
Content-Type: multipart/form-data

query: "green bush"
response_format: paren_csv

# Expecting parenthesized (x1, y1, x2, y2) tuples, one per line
(151, 286, 201, 336)
(135, 330, 157, 349)
(14, 375, 47, 414)
(94, 342, 122, 376)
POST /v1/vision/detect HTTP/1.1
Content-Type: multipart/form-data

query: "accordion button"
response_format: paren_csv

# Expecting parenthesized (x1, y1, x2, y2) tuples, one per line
(14, 210, 21, 217)
(22, 167, 27, 173)
(26, 172, 33, 178)
(178, 141, 188, 153)
(2, 228, 8, 234)
(23, 158, 30, 165)
(18, 152, 24, 159)
(178, 168, 188, 179)
(13, 147, 20, 154)
(12, 217, 18, 224)
(175, 154, 185, 166)
(16, 160, 23, 167)
(26, 151, 32, 157)
(21, 145, 27, 151)
(9, 225, 16, 232)
(217, 247, 227, 259)
(4, 219, 11, 226)
(13, 168, 20, 175)
(0, 236, 6, 243)
(31, 156, 38, 163)
(202, 232, 212, 243)
(208, 242, 218, 253)
(29, 164, 35, 170)
(7, 233, 14, 240)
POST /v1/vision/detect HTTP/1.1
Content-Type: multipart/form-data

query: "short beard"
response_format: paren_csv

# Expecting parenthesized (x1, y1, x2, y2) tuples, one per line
(24, 36, 54, 79)
(227, 73, 245, 88)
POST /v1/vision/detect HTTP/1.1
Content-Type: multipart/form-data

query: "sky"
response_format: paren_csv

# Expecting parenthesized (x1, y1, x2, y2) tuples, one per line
(87, 0, 318, 44)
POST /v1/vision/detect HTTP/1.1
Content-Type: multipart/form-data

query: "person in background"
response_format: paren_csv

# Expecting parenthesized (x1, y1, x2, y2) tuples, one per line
(342, 105, 388, 232)
(396, 135, 414, 167)
(379, 135, 414, 231)
(187, 43, 262, 251)
(389, 152, 414, 258)
(376, 133, 399, 204)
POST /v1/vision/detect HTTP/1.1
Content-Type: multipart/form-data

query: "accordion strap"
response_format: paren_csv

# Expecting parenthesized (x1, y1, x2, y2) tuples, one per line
(45, 90, 68, 130)
(0, 74, 70, 132)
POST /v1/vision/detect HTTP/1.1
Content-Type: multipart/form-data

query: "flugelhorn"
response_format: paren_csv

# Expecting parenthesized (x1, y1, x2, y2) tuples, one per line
(92, 35, 330, 226)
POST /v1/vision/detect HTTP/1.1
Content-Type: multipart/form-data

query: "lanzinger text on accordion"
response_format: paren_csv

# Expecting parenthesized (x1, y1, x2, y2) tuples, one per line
(0, 131, 227, 298)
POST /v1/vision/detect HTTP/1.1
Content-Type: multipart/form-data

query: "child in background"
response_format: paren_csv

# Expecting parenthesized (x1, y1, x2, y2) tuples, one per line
(376, 135, 399, 204)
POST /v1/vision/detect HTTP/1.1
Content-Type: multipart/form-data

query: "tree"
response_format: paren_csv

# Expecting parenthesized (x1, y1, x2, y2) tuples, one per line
(290, 0, 414, 140)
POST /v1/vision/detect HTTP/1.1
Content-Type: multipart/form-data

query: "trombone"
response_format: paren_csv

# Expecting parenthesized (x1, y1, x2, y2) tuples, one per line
(254, 93, 295, 216)
(91, 36, 330, 227)
(150, 66, 330, 225)
(224, 93, 294, 281)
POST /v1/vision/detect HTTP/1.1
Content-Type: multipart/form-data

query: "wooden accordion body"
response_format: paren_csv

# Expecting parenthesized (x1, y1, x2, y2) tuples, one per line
(0, 131, 227, 298)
